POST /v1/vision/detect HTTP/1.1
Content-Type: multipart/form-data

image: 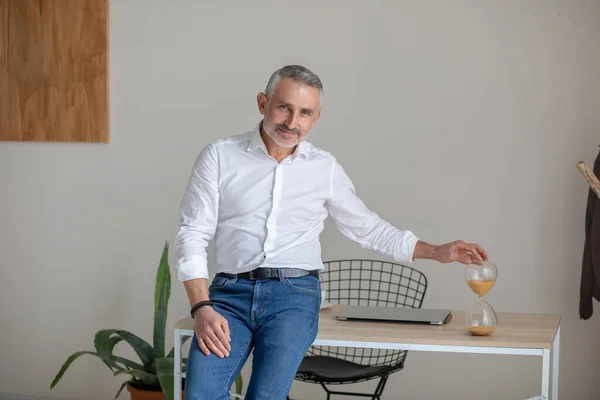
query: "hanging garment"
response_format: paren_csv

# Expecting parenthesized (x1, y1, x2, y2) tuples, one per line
(580, 146, 600, 320)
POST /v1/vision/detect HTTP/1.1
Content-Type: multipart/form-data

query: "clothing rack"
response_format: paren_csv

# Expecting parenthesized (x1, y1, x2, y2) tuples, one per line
(577, 161, 600, 199)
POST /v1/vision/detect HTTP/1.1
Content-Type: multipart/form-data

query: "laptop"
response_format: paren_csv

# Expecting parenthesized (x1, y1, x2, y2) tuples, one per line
(336, 305, 452, 325)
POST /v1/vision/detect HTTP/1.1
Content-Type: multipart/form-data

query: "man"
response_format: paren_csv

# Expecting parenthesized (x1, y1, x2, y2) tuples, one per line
(175, 65, 489, 400)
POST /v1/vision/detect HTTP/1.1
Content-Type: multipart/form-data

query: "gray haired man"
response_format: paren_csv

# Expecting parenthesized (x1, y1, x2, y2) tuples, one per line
(176, 64, 489, 399)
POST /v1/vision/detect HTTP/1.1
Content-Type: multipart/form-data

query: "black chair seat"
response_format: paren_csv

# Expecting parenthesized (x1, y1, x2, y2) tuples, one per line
(296, 356, 400, 383)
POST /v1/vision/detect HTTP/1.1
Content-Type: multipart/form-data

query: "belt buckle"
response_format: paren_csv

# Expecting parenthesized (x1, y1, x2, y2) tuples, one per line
(248, 269, 266, 280)
(248, 268, 276, 280)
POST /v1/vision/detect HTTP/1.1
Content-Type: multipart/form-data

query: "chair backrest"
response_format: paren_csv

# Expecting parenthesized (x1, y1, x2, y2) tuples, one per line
(307, 259, 428, 367)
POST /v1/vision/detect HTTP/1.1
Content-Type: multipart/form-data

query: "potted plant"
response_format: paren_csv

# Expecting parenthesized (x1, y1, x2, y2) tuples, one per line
(50, 241, 244, 399)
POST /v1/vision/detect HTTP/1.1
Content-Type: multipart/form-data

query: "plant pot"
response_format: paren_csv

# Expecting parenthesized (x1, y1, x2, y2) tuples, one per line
(127, 383, 184, 400)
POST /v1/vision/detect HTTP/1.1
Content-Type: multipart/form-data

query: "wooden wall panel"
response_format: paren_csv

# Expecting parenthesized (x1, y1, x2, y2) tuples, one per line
(0, 0, 108, 143)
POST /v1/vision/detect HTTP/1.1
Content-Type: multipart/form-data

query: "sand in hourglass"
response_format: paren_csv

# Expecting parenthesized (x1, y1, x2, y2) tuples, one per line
(468, 326, 496, 336)
(466, 279, 496, 336)
(466, 280, 495, 297)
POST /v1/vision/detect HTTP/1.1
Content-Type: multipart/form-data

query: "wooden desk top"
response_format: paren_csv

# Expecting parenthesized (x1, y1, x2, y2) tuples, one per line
(175, 305, 561, 350)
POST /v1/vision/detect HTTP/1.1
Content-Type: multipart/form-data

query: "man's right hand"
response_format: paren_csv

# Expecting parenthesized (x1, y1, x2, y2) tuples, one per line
(193, 306, 231, 358)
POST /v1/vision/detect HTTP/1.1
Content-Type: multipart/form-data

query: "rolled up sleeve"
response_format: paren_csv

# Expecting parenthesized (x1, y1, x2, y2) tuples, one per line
(175, 143, 220, 281)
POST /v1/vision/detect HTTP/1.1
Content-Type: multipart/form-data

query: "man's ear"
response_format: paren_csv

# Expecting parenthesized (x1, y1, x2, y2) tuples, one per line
(257, 92, 267, 115)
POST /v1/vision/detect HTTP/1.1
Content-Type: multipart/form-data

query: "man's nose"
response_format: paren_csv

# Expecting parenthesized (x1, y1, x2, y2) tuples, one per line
(286, 112, 298, 129)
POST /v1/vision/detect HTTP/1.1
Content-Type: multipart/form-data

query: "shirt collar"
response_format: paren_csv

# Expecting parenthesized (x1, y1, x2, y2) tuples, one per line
(247, 122, 265, 152)
(247, 121, 310, 160)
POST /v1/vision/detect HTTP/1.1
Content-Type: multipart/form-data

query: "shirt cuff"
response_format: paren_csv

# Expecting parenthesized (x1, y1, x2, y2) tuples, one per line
(177, 257, 210, 282)
(397, 231, 420, 263)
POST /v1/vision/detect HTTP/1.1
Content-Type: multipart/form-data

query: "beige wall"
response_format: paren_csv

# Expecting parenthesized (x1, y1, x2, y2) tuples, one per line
(1, 0, 600, 399)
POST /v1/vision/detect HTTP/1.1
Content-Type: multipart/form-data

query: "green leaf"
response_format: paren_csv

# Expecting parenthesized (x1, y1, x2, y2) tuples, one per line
(108, 336, 123, 352)
(94, 330, 120, 372)
(111, 356, 144, 371)
(234, 373, 244, 395)
(95, 330, 122, 371)
(114, 381, 129, 399)
(114, 369, 159, 386)
(154, 241, 171, 358)
(166, 336, 191, 358)
(106, 336, 125, 370)
(95, 329, 156, 372)
(50, 351, 98, 389)
(156, 357, 176, 400)
(116, 330, 157, 372)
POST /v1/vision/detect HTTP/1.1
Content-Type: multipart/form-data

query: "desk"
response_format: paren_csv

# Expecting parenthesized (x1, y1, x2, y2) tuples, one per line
(174, 305, 560, 400)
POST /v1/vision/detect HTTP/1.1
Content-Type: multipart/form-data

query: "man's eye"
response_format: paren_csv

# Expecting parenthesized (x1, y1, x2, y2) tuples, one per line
(279, 105, 288, 110)
(302, 110, 311, 116)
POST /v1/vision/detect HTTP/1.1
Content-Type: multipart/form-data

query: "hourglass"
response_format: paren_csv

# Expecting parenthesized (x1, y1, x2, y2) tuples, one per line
(464, 261, 498, 336)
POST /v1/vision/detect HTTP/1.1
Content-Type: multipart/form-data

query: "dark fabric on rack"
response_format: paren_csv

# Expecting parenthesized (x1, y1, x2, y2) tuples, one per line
(580, 146, 600, 320)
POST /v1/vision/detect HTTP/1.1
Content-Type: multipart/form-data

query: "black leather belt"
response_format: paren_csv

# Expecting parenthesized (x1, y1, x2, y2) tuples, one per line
(216, 267, 319, 281)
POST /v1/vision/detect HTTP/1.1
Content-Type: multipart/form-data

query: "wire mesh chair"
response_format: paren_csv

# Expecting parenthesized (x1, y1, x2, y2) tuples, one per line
(291, 259, 428, 400)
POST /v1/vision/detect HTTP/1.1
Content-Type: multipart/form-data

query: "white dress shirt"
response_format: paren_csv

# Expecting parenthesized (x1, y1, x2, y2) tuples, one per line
(175, 123, 420, 282)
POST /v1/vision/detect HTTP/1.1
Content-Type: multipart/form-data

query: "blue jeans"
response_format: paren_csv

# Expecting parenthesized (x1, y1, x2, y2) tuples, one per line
(184, 273, 322, 400)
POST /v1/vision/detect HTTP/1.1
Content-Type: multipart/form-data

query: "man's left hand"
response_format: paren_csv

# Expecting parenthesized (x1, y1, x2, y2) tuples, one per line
(414, 240, 489, 265)
(433, 240, 489, 264)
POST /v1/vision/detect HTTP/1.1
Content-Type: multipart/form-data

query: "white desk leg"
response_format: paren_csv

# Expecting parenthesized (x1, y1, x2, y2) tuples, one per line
(552, 325, 560, 400)
(542, 349, 550, 400)
(174, 328, 182, 400)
